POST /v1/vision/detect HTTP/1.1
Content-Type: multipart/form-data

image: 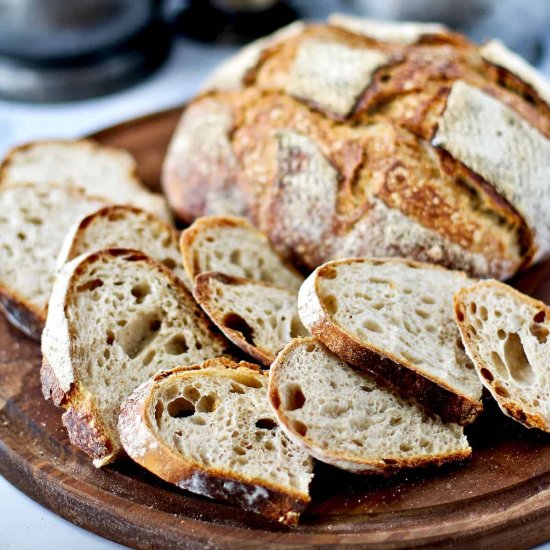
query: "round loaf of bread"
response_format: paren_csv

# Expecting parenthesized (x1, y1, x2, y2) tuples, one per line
(163, 14, 550, 278)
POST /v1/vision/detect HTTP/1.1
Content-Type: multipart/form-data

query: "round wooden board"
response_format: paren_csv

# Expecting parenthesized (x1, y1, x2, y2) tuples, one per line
(1, 107, 550, 550)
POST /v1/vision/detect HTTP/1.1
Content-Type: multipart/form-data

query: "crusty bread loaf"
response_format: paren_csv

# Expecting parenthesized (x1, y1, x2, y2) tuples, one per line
(118, 358, 313, 525)
(269, 338, 471, 473)
(0, 183, 105, 340)
(41, 249, 230, 467)
(180, 216, 303, 290)
(194, 272, 307, 366)
(454, 280, 550, 431)
(298, 258, 482, 425)
(57, 204, 191, 289)
(1, 139, 169, 220)
(163, 15, 550, 278)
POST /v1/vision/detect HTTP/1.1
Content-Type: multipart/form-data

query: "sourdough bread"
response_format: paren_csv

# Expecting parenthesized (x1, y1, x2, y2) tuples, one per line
(298, 258, 482, 424)
(455, 280, 550, 431)
(194, 273, 307, 365)
(1, 140, 169, 220)
(118, 359, 313, 524)
(269, 338, 471, 473)
(57, 204, 191, 289)
(180, 216, 303, 290)
(0, 183, 106, 339)
(41, 249, 230, 466)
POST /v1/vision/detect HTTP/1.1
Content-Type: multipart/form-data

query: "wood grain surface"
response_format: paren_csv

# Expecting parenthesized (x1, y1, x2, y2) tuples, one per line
(0, 107, 549, 550)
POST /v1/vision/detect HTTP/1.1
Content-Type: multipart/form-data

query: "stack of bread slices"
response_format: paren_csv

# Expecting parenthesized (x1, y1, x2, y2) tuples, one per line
(1, 136, 548, 525)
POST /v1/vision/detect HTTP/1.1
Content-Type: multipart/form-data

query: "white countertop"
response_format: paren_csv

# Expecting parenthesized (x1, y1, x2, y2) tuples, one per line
(1, 21, 550, 550)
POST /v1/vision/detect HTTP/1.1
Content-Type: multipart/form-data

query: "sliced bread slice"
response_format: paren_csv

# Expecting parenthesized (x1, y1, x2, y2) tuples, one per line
(41, 249, 230, 467)
(454, 280, 550, 431)
(180, 216, 303, 291)
(57, 204, 191, 289)
(194, 273, 307, 366)
(269, 338, 471, 474)
(118, 358, 314, 525)
(298, 258, 483, 425)
(0, 183, 106, 340)
(0, 139, 169, 220)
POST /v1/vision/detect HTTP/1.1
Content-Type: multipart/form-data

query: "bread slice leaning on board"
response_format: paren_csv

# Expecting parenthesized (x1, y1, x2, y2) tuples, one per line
(118, 358, 314, 525)
(454, 280, 550, 432)
(41, 249, 230, 467)
(0, 139, 170, 221)
(0, 183, 106, 340)
(180, 216, 303, 291)
(57, 204, 192, 290)
(298, 258, 482, 425)
(194, 272, 307, 366)
(268, 338, 471, 474)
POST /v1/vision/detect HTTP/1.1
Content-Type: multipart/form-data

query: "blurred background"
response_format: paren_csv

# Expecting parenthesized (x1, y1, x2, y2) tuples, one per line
(2, 0, 550, 155)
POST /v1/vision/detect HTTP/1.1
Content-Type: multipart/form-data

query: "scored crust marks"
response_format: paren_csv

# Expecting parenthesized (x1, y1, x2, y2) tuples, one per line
(285, 39, 391, 118)
(433, 81, 550, 261)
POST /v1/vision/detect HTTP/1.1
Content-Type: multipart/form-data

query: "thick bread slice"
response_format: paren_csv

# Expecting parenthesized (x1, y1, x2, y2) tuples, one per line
(269, 338, 471, 474)
(454, 280, 550, 431)
(41, 249, 230, 467)
(298, 258, 483, 425)
(57, 204, 191, 289)
(180, 216, 303, 291)
(118, 359, 313, 525)
(0, 140, 169, 220)
(0, 183, 106, 340)
(194, 273, 307, 366)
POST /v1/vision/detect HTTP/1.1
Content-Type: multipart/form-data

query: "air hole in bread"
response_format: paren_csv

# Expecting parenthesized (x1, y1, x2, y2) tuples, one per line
(230, 382, 245, 394)
(191, 416, 206, 426)
(116, 311, 163, 359)
(256, 418, 277, 430)
(383, 458, 397, 465)
(403, 320, 415, 334)
(155, 401, 164, 425)
(503, 332, 534, 384)
(421, 296, 435, 305)
(305, 342, 316, 353)
(324, 295, 338, 315)
(285, 384, 306, 411)
(479, 306, 488, 321)
(162, 257, 177, 270)
(131, 282, 151, 304)
(497, 329, 506, 340)
(372, 302, 384, 311)
(529, 322, 549, 344)
(229, 249, 241, 265)
(494, 385, 509, 398)
(403, 288, 413, 294)
(360, 385, 373, 392)
(533, 398, 540, 407)
(223, 313, 255, 345)
(352, 439, 364, 447)
(106, 330, 115, 345)
(143, 349, 156, 366)
(533, 311, 546, 323)
(369, 277, 391, 285)
(321, 266, 337, 279)
(183, 386, 200, 402)
(167, 397, 195, 418)
(490, 351, 507, 378)
(165, 334, 189, 355)
(456, 308, 464, 322)
(232, 374, 263, 389)
(401, 350, 422, 364)
(390, 417, 402, 426)
(290, 316, 307, 338)
(17, 232, 26, 241)
(77, 278, 104, 292)
(264, 440, 275, 451)
(357, 292, 372, 301)
(292, 420, 307, 436)
(415, 308, 430, 320)
(196, 395, 216, 413)
(363, 319, 382, 333)
(400, 443, 411, 452)
(234, 446, 246, 455)
(480, 367, 494, 382)
(469, 302, 477, 315)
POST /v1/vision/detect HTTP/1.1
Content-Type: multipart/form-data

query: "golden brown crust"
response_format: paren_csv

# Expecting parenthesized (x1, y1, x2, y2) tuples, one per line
(268, 337, 472, 473)
(300, 259, 483, 425)
(119, 362, 309, 525)
(0, 285, 45, 341)
(454, 281, 550, 432)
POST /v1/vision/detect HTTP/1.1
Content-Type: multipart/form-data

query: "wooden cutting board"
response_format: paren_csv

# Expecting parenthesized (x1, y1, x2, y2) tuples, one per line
(1, 107, 550, 550)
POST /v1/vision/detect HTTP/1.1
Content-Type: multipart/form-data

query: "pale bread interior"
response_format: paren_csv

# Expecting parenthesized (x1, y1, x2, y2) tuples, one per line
(455, 281, 550, 430)
(270, 339, 470, 471)
(182, 217, 303, 290)
(57, 252, 227, 449)
(145, 365, 312, 495)
(58, 205, 191, 289)
(0, 183, 104, 311)
(307, 260, 481, 402)
(196, 274, 307, 364)
(2, 141, 168, 219)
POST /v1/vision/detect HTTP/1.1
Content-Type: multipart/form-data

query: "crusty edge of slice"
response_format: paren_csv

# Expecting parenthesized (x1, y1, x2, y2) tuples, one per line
(179, 215, 302, 287)
(454, 280, 550, 431)
(194, 271, 294, 366)
(40, 248, 229, 466)
(118, 361, 310, 525)
(297, 258, 483, 425)
(268, 337, 472, 474)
